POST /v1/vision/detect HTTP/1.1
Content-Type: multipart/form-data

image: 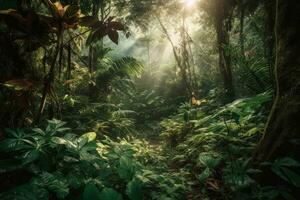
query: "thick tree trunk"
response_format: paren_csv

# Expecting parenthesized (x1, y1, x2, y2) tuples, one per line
(264, 0, 276, 92)
(254, 0, 300, 162)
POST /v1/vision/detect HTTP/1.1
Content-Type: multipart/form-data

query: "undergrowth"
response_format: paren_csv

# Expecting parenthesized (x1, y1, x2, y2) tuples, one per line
(1, 92, 300, 200)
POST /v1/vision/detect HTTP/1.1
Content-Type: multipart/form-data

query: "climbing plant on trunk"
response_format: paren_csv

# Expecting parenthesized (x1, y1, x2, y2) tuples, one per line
(254, 0, 300, 162)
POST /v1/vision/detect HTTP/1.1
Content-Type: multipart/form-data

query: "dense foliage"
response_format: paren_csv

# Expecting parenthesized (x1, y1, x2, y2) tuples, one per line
(0, 0, 299, 199)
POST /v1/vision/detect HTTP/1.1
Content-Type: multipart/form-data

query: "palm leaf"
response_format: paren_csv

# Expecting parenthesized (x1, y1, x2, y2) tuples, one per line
(110, 57, 144, 77)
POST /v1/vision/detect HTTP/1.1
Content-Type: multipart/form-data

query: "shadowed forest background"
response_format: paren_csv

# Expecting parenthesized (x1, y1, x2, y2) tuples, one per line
(0, 0, 299, 199)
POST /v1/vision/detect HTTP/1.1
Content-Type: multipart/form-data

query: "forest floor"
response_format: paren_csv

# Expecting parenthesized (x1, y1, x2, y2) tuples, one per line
(139, 126, 204, 200)
(1, 93, 281, 200)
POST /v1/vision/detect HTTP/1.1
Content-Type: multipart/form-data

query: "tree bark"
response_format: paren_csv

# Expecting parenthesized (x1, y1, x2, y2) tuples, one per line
(215, 18, 235, 101)
(264, 0, 276, 93)
(36, 28, 63, 123)
(58, 44, 63, 80)
(239, 5, 245, 57)
(88, 1, 100, 101)
(254, 0, 300, 162)
(67, 43, 71, 81)
(213, 0, 235, 102)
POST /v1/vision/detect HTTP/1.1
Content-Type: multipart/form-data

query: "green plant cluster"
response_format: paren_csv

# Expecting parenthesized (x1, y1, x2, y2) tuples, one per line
(159, 92, 300, 199)
(0, 119, 186, 200)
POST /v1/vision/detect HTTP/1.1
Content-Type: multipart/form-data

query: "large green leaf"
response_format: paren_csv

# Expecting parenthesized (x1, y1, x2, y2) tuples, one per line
(126, 178, 143, 200)
(51, 137, 69, 145)
(281, 167, 300, 188)
(83, 184, 101, 200)
(198, 168, 211, 183)
(76, 132, 97, 150)
(117, 156, 135, 180)
(23, 149, 40, 165)
(99, 188, 123, 200)
(275, 157, 300, 167)
(79, 132, 97, 142)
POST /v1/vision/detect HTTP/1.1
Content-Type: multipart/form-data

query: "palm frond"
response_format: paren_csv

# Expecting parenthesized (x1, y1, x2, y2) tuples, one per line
(110, 57, 144, 77)
(94, 47, 113, 60)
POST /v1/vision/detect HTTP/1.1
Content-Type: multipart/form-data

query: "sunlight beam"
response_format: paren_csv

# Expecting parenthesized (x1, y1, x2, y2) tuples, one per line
(182, 0, 197, 7)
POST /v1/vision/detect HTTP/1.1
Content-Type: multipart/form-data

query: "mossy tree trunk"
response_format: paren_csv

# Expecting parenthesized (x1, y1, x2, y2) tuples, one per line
(254, 0, 300, 162)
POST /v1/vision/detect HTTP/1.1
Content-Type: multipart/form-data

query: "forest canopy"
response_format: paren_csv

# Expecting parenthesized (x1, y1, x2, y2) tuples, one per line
(0, 0, 299, 199)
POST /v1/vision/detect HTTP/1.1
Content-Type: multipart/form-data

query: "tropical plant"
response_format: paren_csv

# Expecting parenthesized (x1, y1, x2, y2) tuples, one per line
(0, 119, 188, 199)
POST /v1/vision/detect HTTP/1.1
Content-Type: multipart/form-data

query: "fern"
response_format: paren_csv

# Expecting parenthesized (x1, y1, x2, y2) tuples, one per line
(36, 172, 69, 199)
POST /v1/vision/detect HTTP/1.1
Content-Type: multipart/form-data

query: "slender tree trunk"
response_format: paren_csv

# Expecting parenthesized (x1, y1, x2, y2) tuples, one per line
(146, 30, 152, 75)
(67, 43, 71, 92)
(36, 30, 63, 123)
(58, 45, 63, 80)
(215, 19, 235, 101)
(88, 0, 98, 75)
(254, 0, 300, 162)
(240, 5, 245, 57)
(88, 1, 100, 100)
(182, 15, 192, 92)
(181, 13, 197, 94)
(43, 48, 47, 74)
(156, 15, 192, 97)
(67, 43, 71, 80)
(212, 0, 235, 102)
(88, 46, 93, 74)
(186, 33, 198, 90)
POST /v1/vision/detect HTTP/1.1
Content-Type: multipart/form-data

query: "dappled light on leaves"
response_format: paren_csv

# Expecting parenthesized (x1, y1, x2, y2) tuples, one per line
(0, 0, 299, 200)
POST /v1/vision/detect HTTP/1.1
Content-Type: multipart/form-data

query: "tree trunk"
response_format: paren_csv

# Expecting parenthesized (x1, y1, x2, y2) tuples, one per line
(88, 1, 100, 101)
(58, 45, 63, 80)
(67, 43, 71, 93)
(213, 0, 235, 102)
(156, 15, 192, 97)
(36, 25, 64, 123)
(36, 33, 62, 123)
(254, 0, 300, 162)
(67, 43, 71, 80)
(215, 19, 235, 101)
(264, 0, 276, 93)
(240, 5, 245, 57)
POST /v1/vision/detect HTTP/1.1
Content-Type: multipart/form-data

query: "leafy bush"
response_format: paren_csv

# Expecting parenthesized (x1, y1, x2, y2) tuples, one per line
(160, 92, 273, 199)
(0, 119, 187, 200)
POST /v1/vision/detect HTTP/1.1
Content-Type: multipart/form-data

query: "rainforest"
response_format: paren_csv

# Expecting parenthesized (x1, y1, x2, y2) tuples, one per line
(0, 0, 299, 199)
